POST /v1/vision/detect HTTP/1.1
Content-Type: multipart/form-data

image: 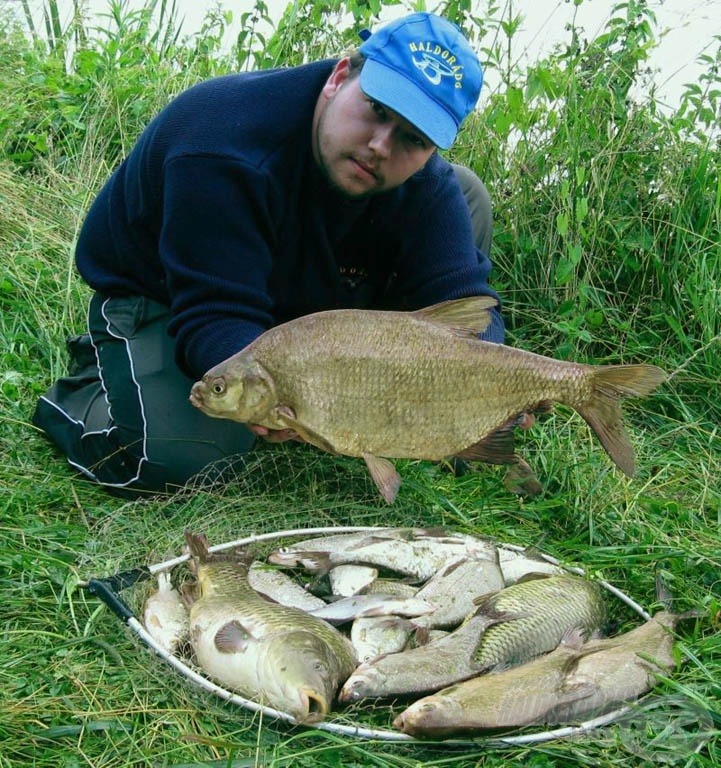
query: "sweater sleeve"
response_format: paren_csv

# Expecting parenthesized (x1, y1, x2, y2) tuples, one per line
(160, 154, 279, 377)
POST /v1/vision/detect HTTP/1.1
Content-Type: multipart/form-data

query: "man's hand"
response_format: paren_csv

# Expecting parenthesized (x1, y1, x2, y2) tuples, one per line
(516, 412, 535, 430)
(248, 424, 303, 443)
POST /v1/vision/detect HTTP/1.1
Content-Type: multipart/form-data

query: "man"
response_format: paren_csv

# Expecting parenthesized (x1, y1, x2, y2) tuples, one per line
(33, 12, 505, 496)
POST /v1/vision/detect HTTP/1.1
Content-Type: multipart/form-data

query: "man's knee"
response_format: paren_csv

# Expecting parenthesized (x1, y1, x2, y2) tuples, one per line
(451, 163, 493, 256)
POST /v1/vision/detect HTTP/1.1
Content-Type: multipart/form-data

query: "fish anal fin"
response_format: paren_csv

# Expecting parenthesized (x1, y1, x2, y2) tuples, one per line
(362, 453, 401, 504)
(455, 425, 518, 464)
(413, 296, 497, 337)
(214, 619, 255, 653)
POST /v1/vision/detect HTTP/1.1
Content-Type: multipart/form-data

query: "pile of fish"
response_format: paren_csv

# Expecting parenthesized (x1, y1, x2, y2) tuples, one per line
(142, 527, 684, 736)
(189, 297, 667, 502)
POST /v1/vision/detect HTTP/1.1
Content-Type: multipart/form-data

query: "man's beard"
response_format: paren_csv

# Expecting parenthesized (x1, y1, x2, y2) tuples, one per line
(312, 110, 379, 200)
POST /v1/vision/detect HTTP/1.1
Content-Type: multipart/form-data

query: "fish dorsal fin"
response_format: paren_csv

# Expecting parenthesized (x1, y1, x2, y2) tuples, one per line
(413, 296, 497, 337)
(513, 572, 554, 585)
(363, 454, 402, 504)
(214, 619, 254, 653)
(184, 531, 211, 562)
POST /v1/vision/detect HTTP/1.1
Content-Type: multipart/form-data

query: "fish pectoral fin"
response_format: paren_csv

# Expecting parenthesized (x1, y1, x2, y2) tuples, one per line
(272, 406, 339, 454)
(559, 625, 587, 651)
(413, 296, 497, 337)
(214, 619, 255, 653)
(362, 454, 401, 504)
(557, 681, 599, 704)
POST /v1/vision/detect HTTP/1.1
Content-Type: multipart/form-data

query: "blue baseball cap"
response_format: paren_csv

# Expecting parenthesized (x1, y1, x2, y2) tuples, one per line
(358, 12, 483, 149)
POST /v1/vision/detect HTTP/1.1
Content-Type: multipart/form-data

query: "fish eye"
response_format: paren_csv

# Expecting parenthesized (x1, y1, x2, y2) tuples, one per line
(210, 378, 226, 395)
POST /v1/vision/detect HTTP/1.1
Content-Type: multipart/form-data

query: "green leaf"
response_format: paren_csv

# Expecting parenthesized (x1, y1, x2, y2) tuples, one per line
(556, 211, 569, 237)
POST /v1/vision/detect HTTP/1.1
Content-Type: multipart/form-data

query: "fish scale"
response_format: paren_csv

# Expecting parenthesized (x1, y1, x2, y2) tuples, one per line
(472, 574, 606, 670)
(261, 312, 541, 456)
(193, 558, 352, 643)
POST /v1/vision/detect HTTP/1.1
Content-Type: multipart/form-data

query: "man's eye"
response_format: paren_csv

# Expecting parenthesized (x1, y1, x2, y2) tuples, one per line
(406, 133, 428, 149)
(370, 100, 387, 118)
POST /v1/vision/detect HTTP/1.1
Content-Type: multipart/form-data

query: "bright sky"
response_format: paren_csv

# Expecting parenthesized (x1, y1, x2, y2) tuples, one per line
(11, 0, 721, 109)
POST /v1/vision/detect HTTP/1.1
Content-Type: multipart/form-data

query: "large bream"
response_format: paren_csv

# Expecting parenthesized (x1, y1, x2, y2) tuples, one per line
(190, 297, 666, 502)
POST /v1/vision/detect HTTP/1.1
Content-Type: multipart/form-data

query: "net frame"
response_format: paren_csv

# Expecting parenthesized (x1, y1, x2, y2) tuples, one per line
(81, 524, 651, 745)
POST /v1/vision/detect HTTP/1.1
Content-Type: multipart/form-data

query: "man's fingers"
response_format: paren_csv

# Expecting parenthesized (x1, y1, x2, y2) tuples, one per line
(516, 412, 535, 430)
(264, 428, 299, 443)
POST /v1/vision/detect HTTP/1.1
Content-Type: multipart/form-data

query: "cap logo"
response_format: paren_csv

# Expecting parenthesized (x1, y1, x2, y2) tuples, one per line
(408, 42, 464, 89)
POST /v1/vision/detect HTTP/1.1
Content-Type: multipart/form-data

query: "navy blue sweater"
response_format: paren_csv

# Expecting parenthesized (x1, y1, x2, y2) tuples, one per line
(76, 60, 504, 378)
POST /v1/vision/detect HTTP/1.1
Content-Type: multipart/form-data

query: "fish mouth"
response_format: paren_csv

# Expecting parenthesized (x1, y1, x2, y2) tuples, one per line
(393, 701, 458, 737)
(294, 688, 330, 724)
(189, 383, 204, 408)
(337, 676, 367, 703)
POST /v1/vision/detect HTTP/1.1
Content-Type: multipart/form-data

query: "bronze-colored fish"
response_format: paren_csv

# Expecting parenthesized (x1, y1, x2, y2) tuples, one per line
(393, 636, 583, 736)
(184, 532, 357, 723)
(190, 297, 666, 502)
(548, 610, 687, 722)
(394, 611, 689, 737)
(470, 574, 606, 671)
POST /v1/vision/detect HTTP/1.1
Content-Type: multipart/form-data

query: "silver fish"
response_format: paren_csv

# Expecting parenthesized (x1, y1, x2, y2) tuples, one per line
(497, 547, 565, 585)
(350, 616, 414, 663)
(268, 528, 496, 582)
(247, 561, 326, 611)
(328, 564, 378, 597)
(307, 594, 436, 625)
(142, 572, 190, 654)
(412, 551, 505, 629)
(362, 578, 419, 598)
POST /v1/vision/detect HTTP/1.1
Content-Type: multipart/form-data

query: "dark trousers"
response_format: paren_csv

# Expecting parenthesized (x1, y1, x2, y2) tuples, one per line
(32, 293, 255, 496)
(32, 166, 493, 496)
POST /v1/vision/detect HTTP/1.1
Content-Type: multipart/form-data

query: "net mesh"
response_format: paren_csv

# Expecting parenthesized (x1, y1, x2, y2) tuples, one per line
(76, 442, 646, 743)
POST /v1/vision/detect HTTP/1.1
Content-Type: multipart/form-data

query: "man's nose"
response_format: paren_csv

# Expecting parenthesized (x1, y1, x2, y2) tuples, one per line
(368, 124, 394, 158)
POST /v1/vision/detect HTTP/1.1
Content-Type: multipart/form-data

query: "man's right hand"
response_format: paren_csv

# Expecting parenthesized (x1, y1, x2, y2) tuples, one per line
(248, 424, 303, 443)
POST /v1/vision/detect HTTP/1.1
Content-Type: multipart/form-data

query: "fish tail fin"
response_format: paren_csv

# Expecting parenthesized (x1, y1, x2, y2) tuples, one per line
(576, 364, 667, 476)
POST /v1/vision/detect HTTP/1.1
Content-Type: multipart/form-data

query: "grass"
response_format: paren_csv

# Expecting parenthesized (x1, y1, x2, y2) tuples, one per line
(1, 0, 720, 766)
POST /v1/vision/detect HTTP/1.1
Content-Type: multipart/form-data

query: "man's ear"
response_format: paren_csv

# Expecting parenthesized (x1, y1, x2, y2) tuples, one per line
(321, 57, 352, 97)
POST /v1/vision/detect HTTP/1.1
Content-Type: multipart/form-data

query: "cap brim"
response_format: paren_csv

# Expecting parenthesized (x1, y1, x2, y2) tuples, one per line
(360, 59, 457, 150)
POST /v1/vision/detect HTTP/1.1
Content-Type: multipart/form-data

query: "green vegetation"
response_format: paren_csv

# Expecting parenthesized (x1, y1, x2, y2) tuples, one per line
(1, 0, 719, 766)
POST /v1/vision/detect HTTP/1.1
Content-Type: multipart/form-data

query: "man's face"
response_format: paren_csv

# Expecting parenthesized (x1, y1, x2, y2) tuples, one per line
(312, 58, 437, 198)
